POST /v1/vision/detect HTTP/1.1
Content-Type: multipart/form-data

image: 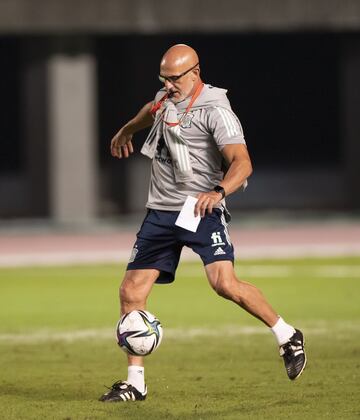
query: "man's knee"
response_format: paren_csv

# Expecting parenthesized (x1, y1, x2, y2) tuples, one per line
(205, 261, 244, 302)
(206, 265, 237, 299)
(212, 276, 237, 299)
(119, 269, 158, 304)
(119, 277, 136, 304)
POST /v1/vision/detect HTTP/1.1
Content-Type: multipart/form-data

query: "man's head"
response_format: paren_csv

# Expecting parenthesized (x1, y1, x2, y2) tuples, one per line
(159, 44, 201, 103)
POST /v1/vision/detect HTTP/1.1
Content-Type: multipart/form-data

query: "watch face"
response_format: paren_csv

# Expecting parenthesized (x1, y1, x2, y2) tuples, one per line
(214, 186, 225, 197)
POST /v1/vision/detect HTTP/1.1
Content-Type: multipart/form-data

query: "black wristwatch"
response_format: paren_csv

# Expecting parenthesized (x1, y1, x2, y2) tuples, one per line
(213, 185, 226, 199)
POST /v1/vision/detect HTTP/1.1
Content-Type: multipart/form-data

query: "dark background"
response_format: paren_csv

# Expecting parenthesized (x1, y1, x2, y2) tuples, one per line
(98, 33, 341, 168)
(1, 33, 342, 173)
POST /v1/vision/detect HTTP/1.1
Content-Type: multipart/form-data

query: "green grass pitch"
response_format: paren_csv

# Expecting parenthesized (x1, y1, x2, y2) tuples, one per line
(0, 257, 359, 419)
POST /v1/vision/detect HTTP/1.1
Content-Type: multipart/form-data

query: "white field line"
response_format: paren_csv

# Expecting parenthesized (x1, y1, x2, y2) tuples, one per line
(176, 265, 360, 278)
(0, 251, 131, 268)
(1, 322, 359, 344)
(1, 261, 359, 278)
(1, 243, 360, 268)
(312, 265, 360, 277)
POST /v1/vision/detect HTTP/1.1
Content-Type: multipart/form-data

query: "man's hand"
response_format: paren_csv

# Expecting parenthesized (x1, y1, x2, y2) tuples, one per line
(110, 128, 134, 159)
(195, 191, 223, 218)
(110, 101, 154, 159)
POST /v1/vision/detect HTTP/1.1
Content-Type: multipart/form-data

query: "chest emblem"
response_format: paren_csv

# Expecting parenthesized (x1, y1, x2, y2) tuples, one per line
(180, 113, 194, 128)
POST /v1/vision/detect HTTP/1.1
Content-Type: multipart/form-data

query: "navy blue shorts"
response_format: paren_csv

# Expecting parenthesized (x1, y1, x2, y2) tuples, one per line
(127, 208, 234, 284)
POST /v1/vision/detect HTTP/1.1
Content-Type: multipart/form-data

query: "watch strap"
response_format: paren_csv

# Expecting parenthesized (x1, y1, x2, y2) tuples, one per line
(213, 185, 225, 199)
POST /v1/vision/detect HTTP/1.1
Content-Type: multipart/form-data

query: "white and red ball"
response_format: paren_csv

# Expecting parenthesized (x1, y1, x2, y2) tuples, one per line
(116, 310, 163, 356)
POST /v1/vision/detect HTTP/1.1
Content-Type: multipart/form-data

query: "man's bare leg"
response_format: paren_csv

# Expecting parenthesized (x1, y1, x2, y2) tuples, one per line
(120, 269, 160, 391)
(205, 261, 279, 326)
(205, 261, 306, 380)
(99, 269, 159, 402)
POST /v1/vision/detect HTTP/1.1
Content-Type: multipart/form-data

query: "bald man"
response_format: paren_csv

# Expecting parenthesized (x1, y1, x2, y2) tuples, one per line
(99, 44, 306, 402)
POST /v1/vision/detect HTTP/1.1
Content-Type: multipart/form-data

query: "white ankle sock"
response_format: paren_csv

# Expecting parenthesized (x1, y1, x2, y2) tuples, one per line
(271, 317, 296, 346)
(127, 366, 145, 393)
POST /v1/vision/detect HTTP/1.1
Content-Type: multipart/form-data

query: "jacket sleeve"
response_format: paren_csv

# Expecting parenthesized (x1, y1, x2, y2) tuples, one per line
(207, 106, 246, 150)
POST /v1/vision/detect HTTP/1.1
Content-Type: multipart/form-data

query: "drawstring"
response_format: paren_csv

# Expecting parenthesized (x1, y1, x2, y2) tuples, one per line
(150, 82, 204, 127)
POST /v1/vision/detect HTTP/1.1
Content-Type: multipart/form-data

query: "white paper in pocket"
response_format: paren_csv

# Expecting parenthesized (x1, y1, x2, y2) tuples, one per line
(175, 196, 201, 233)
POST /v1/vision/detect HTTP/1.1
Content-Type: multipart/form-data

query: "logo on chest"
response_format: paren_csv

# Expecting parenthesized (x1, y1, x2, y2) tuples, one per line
(180, 113, 194, 128)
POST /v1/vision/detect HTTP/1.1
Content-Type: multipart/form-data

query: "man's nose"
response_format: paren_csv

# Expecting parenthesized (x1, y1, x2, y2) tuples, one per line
(164, 79, 175, 90)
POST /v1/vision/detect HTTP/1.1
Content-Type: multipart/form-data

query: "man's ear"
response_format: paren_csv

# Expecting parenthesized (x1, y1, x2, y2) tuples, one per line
(192, 67, 200, 80)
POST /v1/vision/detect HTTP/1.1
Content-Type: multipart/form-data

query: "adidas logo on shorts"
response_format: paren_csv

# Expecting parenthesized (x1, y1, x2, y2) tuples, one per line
(214, 247, 226, 256)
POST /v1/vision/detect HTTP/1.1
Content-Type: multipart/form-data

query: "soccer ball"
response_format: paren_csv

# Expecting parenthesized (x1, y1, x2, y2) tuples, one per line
(116, 310, 163, 356)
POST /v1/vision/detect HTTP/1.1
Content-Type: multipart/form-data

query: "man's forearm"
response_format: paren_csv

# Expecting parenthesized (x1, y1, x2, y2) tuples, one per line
(123, 101, 154, 135)
(220, 158, 252, 197)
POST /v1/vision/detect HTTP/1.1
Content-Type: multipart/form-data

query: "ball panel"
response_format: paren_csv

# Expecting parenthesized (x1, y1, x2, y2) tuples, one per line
(116, 310, 163, 356)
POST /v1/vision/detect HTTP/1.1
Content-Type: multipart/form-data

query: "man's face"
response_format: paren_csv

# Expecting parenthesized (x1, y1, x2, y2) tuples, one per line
(159, 62, 199, 103)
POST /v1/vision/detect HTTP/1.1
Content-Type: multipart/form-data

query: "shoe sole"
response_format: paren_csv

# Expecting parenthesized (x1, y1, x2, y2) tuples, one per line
(291, 334, 307, 381)
(291, 352, 307, 380)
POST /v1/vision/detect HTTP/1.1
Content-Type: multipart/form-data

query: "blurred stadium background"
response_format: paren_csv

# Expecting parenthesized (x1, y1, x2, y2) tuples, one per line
(0, 0, 359, 263)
